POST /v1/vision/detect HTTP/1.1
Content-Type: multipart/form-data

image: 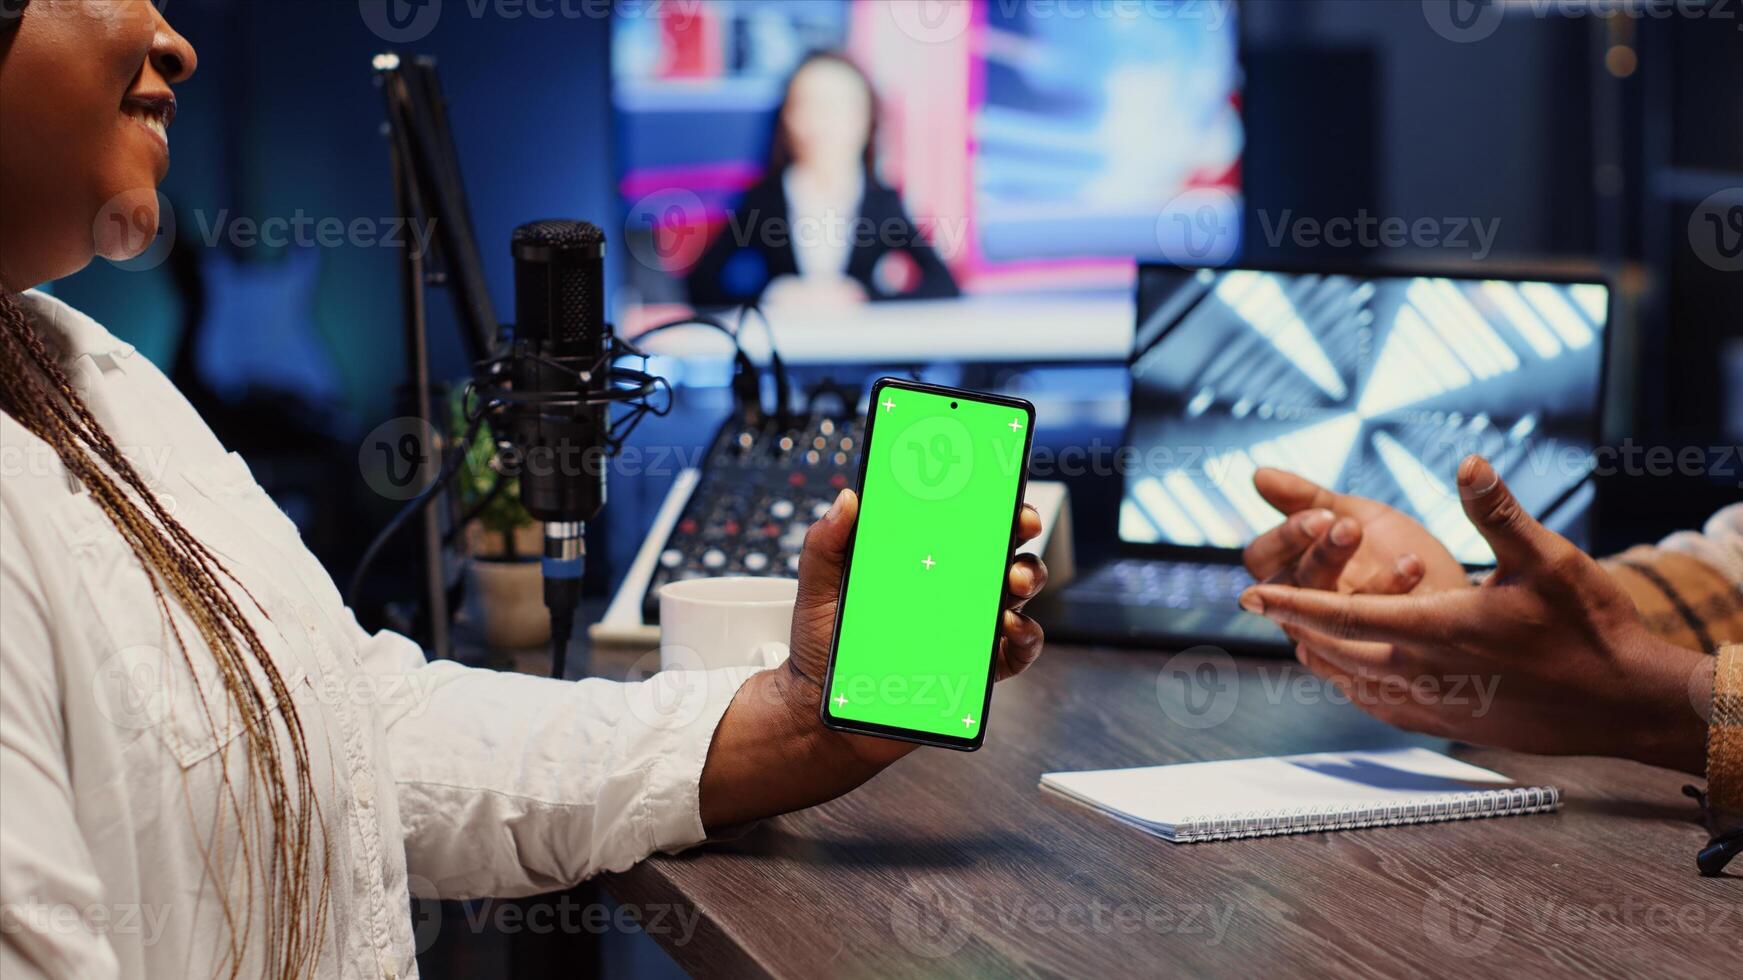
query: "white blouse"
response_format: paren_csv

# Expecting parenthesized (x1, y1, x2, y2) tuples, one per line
(0, 291, 755, 979)
(783, 167, 864, 280)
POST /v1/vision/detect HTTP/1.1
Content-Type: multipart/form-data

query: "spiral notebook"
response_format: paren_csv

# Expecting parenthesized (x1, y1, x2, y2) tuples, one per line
(1041, 747, 1560, 843)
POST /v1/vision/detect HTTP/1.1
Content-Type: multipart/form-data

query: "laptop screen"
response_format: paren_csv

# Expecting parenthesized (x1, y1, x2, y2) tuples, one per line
(1122, 266, 1609, 566)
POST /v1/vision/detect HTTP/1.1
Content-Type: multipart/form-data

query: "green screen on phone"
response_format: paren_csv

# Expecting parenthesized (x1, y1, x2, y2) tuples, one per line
(824, 381, 1032, 745)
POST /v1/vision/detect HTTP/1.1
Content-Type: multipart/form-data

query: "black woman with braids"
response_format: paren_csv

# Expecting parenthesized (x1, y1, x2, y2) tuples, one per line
(0, 4, 1051, 977)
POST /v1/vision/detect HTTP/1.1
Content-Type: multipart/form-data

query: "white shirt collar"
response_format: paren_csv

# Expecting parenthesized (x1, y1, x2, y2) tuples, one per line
(782, 167, 864, 215)
(19, 288, 137, 361)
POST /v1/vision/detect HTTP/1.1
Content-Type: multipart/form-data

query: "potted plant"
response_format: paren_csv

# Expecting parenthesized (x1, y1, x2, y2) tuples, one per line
(451, 389, 549, 649)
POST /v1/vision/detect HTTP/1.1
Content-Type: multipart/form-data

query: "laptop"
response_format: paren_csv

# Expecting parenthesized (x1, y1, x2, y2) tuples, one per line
(1033, 262, 1611, 653)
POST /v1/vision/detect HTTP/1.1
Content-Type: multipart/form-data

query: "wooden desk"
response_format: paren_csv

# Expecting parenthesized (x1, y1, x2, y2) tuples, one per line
(601, 645, 1738, 978)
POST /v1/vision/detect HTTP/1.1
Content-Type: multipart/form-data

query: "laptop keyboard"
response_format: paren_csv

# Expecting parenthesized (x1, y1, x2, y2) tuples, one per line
(1063, 558, 1255, 610)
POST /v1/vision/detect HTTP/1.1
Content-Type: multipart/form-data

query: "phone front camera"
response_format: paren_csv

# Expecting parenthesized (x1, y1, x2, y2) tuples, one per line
(950, 401, 959, 409)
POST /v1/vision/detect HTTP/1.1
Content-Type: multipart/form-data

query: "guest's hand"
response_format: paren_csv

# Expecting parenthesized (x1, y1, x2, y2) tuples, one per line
(1239, 457, 1714, 773)
(1241, 467, 1467, 593)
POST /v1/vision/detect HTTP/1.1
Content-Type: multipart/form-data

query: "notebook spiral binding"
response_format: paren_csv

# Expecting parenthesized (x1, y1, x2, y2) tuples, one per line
(1174, 786, 1562, 843)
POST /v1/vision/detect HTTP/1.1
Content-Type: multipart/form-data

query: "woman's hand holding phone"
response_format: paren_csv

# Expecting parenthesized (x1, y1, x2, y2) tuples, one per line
(698, 489, 1047, 829)
(789, 489, 1048, 766)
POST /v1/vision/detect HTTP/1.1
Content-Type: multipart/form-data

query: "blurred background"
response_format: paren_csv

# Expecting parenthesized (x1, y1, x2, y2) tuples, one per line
(42, 1, 1742, 973)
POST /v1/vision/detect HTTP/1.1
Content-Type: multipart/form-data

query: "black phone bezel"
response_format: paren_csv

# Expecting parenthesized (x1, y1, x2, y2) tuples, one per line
(817, 377, 1036, 752)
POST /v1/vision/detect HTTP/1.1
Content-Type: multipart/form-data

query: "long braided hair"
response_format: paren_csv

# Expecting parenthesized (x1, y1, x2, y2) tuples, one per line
(0, 289, 329, 977)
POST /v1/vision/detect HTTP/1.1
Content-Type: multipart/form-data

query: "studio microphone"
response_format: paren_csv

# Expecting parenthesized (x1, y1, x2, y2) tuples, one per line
(507, 219, 611, 676)
(510, 219, 609, 520)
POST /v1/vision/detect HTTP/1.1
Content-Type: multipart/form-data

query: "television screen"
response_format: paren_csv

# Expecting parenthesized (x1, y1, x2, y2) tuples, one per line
(611, 0, 1242, 361)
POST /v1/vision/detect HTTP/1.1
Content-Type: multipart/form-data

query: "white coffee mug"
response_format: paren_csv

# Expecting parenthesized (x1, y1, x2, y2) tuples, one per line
(657, 577, 797, 672)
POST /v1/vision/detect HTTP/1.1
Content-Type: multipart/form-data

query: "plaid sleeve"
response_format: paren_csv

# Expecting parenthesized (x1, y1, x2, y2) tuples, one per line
(1601, 546, 1743, 653)
(1710, 645, 1743, 835)
(1596, 506, 1743, 865)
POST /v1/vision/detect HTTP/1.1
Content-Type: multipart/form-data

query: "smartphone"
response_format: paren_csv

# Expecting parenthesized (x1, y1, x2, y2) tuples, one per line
(820, 378, 1035, 750)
